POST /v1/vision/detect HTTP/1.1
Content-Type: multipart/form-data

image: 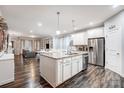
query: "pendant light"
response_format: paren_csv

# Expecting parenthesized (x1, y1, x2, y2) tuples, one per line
(56, 12, 61, 35)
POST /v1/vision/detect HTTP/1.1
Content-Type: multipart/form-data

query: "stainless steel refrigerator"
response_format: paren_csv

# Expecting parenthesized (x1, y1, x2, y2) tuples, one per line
(88, 37, 105, 67)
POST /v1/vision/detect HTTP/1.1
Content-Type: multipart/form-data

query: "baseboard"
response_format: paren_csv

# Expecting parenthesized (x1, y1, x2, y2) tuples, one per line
(40, 73, 55, 88)
(105, 65, 122, 77)
(0, 78, 14, 86)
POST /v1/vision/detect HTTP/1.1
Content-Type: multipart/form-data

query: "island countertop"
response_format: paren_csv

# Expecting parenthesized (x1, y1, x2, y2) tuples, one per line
(0, 54, 14, 61)
(40, 51, 88, 59)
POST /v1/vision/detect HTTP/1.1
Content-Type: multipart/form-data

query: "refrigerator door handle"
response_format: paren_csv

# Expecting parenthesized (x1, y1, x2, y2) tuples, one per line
(95, 39, 98, 64)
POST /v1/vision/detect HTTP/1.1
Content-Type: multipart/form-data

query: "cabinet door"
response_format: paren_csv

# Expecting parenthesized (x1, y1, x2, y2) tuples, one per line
(72, 33, 88, 45)
(71, 58, 79, 76)
(63, 58, 71, 81)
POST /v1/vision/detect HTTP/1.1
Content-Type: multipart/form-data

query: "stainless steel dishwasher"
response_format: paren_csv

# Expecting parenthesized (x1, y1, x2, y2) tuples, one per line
(83, 54, 88, 70)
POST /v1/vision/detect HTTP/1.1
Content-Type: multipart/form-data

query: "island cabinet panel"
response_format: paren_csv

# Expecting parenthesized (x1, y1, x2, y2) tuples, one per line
(62, 58, 71, 81)
(56, 60, 63, 85)
(0, 59, 14, 86)
(40, 56, 57, 87)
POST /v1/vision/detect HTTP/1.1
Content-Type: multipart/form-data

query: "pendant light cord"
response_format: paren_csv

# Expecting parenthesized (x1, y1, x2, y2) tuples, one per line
(57, 12, 60, 30)
(72, 20, 75, 30)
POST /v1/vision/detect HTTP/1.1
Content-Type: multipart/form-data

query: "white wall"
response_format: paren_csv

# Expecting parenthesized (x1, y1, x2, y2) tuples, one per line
(0, 9, 2, 16)
(121, 11, 124, 77)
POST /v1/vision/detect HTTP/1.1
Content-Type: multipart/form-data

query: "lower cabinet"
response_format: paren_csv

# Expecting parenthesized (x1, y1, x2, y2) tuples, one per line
(71, 55, 83, 76)
(57, 56, 83, 86)
(62, 58, 71, 81)
(72, 57, 79, 76)
(40, 55, 84, 87)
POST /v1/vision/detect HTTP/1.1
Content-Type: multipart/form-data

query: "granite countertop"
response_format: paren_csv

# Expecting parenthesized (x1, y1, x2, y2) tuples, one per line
(40, 51, 88, 59)
(0, 54, 14, 61)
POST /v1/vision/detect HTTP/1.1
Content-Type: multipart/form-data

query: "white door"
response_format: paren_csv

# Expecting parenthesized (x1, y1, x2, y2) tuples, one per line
(105, 25, 121, 73)
(62, 58, 71, 81)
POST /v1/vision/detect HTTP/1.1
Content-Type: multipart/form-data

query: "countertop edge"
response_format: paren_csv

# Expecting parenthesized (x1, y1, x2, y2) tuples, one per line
(40, 52, 88, 60)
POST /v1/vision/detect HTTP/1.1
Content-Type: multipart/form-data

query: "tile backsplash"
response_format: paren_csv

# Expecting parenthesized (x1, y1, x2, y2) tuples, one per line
(74, 45, 88, 51)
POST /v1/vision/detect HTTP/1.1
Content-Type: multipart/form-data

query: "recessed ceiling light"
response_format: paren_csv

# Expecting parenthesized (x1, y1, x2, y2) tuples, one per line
(89, 22, 94, 25)
(30, 30, 33, 33)
(37, 22, 42, 27)
(74, 27, 78, 30)
(112, 5, 119, 8)
(71, 34, 74, 37)
(56, 30, 61, 35)
(63, 30, 66, 33)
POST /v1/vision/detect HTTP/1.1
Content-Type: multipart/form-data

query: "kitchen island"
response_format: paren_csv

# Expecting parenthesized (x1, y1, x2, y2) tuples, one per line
(40, 51, 88, 87)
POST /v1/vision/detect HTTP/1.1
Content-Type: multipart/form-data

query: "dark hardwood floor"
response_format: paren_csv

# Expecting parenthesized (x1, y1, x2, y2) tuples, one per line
(0, 55, 124, 88)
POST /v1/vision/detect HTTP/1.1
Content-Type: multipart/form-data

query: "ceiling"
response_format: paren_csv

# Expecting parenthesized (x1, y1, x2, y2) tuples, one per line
(0, 5, 124, 37)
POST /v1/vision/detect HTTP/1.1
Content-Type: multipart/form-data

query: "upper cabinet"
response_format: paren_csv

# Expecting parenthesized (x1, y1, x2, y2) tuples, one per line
(72, 27, 104, 45)
(72, 31, 88, 45)
(87, 27, 104, 38)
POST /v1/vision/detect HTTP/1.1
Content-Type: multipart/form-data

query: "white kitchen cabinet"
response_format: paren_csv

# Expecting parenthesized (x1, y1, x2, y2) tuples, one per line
(71, 57, 79, 76)
(62, 58, 71, 81)
(72, 32, 88, 45)
(72, 55, 83, 76)
(87, 27, 104, 38)
(40, 53, 85, 87)
(72, 27, 104, 45)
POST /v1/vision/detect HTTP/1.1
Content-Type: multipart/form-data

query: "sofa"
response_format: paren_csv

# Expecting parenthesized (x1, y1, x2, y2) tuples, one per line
(22, 49, 36, 58)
